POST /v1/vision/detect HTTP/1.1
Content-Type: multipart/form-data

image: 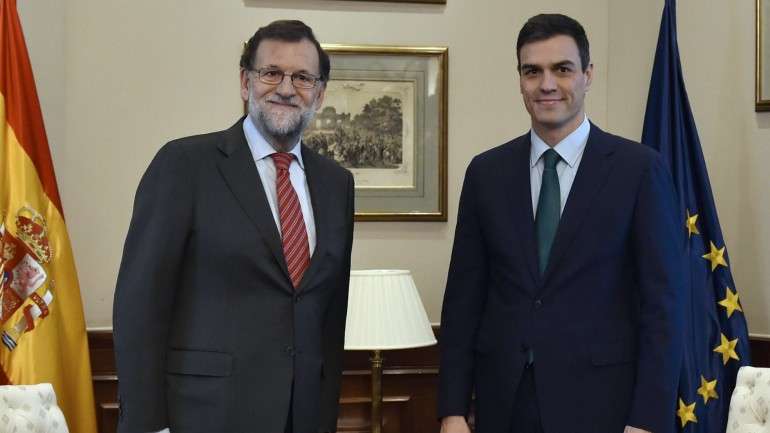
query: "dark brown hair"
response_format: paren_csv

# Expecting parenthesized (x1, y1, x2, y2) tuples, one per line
(240, 20, 330, 81)
(516, 14, 590, 72)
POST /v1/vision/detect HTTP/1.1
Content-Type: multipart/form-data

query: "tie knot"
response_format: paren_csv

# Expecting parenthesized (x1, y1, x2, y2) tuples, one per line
(542, 149, 561, 170)
(271, 152, 294, 171)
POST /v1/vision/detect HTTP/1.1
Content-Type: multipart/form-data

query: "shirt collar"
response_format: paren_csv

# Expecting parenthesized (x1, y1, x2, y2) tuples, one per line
(243, 116, 305, 169)
(529, 115, 590, 168)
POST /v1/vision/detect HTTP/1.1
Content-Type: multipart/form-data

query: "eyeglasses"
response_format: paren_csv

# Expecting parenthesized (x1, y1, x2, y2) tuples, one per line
(249, 67, 323, 89)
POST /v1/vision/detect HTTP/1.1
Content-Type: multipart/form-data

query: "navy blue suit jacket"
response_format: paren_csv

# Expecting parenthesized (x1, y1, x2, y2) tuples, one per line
(438, 124, 685, 433)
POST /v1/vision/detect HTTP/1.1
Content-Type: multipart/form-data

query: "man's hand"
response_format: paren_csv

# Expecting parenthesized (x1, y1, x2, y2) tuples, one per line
(441, 416, 471, 433)
(624, 426, 652, 433)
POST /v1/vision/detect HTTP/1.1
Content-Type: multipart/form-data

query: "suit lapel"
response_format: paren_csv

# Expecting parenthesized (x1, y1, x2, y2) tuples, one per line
(542, 124, 615, 284)
(215, 119, 291, 287)
(505, 136, 541, 288)
(296, 144, 329, 293)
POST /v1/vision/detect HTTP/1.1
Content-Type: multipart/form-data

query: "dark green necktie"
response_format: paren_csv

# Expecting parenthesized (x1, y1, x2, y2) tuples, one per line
(535, 149, 561, 275)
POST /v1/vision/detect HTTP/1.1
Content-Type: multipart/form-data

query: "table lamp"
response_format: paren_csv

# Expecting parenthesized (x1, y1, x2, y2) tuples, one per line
(344, 270, 437, 433)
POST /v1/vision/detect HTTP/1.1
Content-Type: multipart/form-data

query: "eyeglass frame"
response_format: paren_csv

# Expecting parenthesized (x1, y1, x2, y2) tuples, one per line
(247, 67, 325, 89)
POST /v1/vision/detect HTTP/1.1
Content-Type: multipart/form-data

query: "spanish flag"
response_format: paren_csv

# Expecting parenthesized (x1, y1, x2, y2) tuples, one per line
(0, 1, 97, 432)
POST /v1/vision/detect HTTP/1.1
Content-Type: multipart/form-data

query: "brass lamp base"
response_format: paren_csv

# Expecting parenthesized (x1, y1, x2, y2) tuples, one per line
(370, 349, 383, 433)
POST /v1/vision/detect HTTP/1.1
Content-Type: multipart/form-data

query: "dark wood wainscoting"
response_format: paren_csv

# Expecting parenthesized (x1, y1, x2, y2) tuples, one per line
(88, 330, 770, 433)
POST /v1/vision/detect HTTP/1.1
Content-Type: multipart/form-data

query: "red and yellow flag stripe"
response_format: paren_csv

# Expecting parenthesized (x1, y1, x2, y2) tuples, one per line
(1, 1, 97, 432)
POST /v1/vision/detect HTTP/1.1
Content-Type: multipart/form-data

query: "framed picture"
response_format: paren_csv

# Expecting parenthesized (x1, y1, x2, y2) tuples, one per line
(304, 44, 448, 221)
(757, 0, 770, 110)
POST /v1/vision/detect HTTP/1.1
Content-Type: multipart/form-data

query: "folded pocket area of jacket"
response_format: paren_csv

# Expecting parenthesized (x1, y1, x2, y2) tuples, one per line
(166, 349, 233, 377)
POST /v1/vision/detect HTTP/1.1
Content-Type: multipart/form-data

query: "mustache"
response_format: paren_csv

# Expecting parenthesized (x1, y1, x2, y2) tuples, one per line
(266, 95, 299, 107)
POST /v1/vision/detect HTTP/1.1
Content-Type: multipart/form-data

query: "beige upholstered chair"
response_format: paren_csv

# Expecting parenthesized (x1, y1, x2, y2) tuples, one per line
(727, 366, 770, 432)
(0, 383, 69, 433)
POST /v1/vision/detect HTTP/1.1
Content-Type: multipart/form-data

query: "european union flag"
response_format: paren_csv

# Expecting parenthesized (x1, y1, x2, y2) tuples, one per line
(641, 0, 751, 431)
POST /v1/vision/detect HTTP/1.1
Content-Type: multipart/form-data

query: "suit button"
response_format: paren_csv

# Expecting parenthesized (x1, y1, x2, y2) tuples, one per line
(294, 294, 301, 303)
(534, 299, 543, 309)
(284, 346, 295, 357)
(523, 346, 535, 366)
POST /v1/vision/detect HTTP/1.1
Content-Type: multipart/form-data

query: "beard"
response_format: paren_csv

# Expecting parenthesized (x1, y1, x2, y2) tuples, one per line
(248, 89, 316, 150)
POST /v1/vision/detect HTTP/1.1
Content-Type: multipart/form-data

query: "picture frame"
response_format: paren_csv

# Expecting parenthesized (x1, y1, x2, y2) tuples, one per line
(304, 44, 448, 221)
(323, 0, 445, 4)
(757, 0, 770, 111)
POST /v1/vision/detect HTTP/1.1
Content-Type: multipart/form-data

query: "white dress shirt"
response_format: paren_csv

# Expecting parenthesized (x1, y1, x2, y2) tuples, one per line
(530, 115, 591, 218)
(148, 119, 317, 433)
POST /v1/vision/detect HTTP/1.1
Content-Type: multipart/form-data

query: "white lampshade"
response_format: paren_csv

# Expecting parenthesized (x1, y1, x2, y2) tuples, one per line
(345, 270, 437, 350)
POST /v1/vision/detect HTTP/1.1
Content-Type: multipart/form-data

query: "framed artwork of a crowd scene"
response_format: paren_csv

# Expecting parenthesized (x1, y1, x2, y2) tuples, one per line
(304, 44, 448, 221)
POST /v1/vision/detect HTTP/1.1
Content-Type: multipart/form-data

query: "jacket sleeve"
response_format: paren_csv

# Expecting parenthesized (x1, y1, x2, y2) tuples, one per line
(437, 159, 489, 418)
(113, 142, 194, 433)
(318, 170, 354, 432)
(626, 153, 686, 433)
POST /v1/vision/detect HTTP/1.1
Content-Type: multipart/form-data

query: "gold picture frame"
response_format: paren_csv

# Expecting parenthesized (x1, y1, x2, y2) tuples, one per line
(324, 0, 445, 3)
(304, 44, 448, 221)
(757, 0, 770, 110)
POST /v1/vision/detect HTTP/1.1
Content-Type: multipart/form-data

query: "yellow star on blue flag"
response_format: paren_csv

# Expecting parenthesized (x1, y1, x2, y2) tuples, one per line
(718, 287, 743, 318)
(697, 375, 718, 404)
(677, 398, 697, 427)
(713, 333, 740, 365)
(686, 209, 700, 237)
(702, 241, 728, 271)
(641, 0, 751, 431)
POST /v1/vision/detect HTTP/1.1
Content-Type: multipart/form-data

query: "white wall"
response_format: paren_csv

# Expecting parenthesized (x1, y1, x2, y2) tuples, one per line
(17, 0, 770, 335)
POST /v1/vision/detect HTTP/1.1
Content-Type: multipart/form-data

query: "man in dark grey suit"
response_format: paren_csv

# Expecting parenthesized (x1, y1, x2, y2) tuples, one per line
(114, 20, 354, 433)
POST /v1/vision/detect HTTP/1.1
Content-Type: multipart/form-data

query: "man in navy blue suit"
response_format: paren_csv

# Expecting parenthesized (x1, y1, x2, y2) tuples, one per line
(438, 14, 685, 433)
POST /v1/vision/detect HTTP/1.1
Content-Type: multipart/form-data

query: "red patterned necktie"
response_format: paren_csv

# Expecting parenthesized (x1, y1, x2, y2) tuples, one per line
(271, 152, 310, 289)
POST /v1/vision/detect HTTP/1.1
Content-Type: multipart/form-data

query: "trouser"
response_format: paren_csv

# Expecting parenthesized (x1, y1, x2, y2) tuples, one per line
(284, 382, 294, 433)
(510, 365, 544, 433)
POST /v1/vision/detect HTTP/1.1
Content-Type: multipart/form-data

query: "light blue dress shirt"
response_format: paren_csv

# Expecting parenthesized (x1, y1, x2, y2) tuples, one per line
(529, 115, 591, 218)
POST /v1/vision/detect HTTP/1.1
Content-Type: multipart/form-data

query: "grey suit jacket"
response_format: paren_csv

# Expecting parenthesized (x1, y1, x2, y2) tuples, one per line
(113, 118, 354, 433)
